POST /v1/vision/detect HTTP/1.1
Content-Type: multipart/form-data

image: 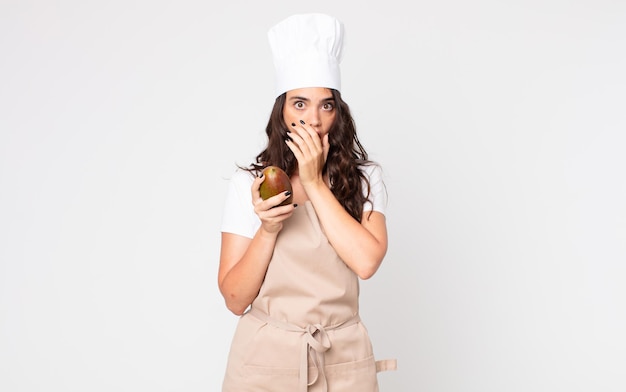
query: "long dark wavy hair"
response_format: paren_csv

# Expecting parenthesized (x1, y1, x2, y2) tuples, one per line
(244, 89, 373, 222)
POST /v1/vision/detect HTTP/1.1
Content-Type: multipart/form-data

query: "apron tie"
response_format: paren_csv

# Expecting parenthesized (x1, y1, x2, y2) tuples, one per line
(248, 308, 360, 392)
(301, 323, 331, 391)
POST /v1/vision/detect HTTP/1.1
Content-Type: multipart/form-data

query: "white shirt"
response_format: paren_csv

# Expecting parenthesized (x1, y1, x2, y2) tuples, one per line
(220, 164, 387, 239)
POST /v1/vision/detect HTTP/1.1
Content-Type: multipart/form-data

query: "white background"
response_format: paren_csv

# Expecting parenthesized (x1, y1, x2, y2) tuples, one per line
(1, 1, 625, 391)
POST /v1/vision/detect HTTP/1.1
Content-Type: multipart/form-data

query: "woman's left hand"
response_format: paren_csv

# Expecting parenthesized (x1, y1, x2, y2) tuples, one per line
(285, 121, 330, 186)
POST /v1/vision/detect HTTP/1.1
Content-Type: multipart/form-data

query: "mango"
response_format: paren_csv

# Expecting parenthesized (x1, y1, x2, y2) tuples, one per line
(259, 166, 293, 206)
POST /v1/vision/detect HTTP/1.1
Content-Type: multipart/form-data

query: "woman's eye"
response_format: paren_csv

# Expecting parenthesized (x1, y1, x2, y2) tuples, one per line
(295, 102, 305, 109)
(322, 103, 334, 110)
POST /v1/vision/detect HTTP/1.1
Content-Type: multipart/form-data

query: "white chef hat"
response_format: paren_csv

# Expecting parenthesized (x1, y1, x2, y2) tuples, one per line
(268, 13, 345, 97)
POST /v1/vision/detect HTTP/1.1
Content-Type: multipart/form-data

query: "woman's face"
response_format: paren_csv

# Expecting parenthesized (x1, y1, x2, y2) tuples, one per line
(283, 87, 337, 138)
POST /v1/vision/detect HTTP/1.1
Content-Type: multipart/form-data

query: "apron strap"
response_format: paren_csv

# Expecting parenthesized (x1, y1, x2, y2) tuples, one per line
(376, 358, 398, 372)
(248, 308, 361, 392)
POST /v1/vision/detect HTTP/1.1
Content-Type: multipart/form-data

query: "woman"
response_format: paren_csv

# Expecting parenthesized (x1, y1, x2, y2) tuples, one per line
(219, 13, 395, 391)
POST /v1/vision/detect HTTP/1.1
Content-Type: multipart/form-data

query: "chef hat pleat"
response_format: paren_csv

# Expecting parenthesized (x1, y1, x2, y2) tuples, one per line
(268, 13, 345, 97)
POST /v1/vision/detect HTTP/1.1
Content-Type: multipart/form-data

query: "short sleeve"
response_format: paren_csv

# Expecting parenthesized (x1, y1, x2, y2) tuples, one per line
(220, 169, 261, 239)
(362, 164, 388, 215)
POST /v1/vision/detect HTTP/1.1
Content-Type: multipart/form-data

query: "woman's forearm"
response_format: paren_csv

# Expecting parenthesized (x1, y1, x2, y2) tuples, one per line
(219, 229, 278, 315)
(304, 181, 388, 279)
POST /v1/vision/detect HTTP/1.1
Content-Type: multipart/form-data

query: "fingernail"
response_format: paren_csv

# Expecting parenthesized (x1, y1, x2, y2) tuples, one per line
(285, 191, 292, 196)
(293, 204, 298, 208)
(291, 123, 296, 127)
(258, 172, 264, 178)
(299, 120, 305, 125)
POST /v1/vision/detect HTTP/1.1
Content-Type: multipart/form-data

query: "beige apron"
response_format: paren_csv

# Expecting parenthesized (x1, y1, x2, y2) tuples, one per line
(223, 201, 396, 392)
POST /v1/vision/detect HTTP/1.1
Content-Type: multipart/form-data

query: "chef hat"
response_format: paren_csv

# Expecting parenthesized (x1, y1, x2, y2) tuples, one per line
(268, 13, 345, 97)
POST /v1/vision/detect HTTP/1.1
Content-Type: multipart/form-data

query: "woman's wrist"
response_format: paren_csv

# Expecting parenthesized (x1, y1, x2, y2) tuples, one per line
(258, 224, 282, 238)
(301, 175, 327, 193)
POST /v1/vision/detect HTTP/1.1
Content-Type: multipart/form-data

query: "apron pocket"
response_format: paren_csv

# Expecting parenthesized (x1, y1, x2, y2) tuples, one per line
(324, 355, 379, 391)
(241, 364, 299, 392)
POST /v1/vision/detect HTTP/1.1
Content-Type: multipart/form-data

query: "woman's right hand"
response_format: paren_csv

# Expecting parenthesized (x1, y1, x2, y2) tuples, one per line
(251, 174, 295, 234)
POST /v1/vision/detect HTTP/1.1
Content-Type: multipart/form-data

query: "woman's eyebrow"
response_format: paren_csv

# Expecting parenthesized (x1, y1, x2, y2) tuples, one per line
(289, 96, 310, 101)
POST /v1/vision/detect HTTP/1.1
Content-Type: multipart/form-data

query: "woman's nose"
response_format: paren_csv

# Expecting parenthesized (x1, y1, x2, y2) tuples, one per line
(307, 110, 321, 127)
